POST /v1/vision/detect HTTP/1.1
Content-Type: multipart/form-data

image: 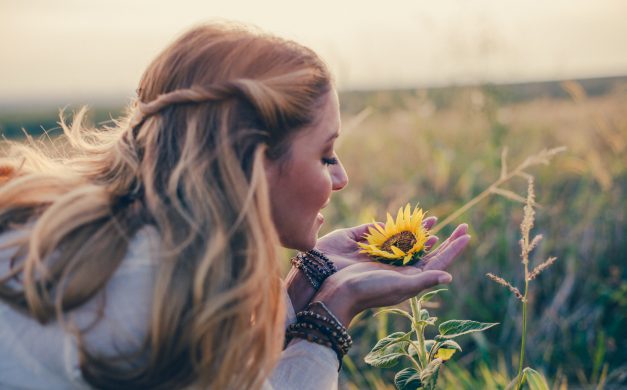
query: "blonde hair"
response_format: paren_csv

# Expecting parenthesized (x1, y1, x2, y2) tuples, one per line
(0, 23, 331, 389)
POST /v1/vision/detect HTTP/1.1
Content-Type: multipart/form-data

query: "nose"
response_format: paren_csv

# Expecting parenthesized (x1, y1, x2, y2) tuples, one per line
(331, 160, 348, 191)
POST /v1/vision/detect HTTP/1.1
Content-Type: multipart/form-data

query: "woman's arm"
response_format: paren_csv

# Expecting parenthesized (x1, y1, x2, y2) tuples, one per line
(284, 266, 317, 314)
(266, 286, 339, 390)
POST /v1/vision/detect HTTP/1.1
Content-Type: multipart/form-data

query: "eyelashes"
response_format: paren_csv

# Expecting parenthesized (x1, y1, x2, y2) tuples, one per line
(322, 157, 339, 166)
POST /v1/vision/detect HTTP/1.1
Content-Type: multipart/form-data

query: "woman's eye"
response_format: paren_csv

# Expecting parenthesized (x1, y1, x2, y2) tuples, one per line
(322, 156, 339, 166)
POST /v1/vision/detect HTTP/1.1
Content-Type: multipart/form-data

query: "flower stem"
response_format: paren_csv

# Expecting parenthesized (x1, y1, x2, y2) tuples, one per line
(516, 279, 529, 389)
(410, 297, 427, 368)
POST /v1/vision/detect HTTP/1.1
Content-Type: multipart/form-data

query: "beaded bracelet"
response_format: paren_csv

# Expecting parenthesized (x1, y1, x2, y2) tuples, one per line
(285, 301, 352, 371)
(296, 303, 352, 353)
(290, 249, 337, 290)
(288, 321, 352, 354)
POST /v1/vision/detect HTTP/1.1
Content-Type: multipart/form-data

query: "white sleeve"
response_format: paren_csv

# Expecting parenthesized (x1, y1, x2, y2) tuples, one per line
(264, 286, 339, 390)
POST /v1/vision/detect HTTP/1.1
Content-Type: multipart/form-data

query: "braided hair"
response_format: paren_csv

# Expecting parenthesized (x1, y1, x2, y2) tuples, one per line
(0, 22, 332, 389)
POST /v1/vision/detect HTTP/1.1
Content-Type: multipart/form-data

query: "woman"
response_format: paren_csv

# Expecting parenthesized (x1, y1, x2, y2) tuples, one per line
(0, 23, 470, 389)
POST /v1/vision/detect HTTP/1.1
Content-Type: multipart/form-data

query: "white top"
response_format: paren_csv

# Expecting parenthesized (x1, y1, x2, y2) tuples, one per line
(0, 227, 338, 389)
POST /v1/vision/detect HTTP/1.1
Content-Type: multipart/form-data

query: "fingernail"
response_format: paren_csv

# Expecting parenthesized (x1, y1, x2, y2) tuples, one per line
(438, 274, 452, 284)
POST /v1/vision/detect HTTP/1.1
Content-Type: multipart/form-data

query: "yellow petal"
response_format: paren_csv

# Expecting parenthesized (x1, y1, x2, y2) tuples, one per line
(434, 348, 456, 361)
(390, 245, 406, 257)
(372, 248, 399, 259)
(373, 220, 386, 235)
(403, 253, 413, 265)
(395, 206, 405, 228)
(367, 226, 387, 244)
(411, 206, 423, 227)
(357, 242, 370, 250)
(408, 240, 425, 254)
(412, 228, 426, 242)
(385, 213, 395, 233)
(403, 204, 411, 229)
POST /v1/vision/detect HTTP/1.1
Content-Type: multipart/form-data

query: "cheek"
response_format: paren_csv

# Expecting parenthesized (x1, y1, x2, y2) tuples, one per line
(308, 170, 333, 210)
(288, 167, 331, 214)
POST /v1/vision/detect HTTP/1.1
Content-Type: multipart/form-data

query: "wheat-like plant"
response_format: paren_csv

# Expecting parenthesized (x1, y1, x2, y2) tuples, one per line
(364, 146, 564, 389)
(487, 176, 558, 390)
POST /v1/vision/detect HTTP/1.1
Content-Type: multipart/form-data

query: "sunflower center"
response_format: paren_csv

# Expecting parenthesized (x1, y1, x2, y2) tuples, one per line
(381, 231, 416, 253)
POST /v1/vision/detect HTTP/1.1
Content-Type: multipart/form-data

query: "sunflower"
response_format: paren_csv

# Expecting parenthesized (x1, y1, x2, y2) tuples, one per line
(358, 203, 430, 266)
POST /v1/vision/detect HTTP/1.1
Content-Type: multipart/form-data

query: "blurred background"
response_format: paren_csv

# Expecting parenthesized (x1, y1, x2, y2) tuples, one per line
(1, 1, 625, 388)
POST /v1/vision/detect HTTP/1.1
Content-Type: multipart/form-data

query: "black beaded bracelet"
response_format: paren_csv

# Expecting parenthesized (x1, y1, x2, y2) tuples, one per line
(290, 249, 337, 290)
(285, 301, 353, 371)
(289, 321, 351, 354)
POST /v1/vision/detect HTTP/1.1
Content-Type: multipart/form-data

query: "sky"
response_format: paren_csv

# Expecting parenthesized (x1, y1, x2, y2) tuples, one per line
(1, 0, 626, 105)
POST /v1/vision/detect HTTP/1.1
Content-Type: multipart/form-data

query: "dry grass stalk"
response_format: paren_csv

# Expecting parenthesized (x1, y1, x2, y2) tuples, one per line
(489, 187, 532, 206)
(486, 273, 524, 301)
(527, 234, 543, 254)
(486, 174, 559, 390)
(432, 146, 565, 235)
(520, 177, 536, 270)
(528, 257, 558, 281)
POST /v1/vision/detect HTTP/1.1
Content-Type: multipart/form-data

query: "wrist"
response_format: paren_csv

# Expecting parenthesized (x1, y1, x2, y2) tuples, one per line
(312, 276, 355, 327)
(285, 266, 317, 313)
(286, 300, 353, 371)
(286, 250, 337, 313)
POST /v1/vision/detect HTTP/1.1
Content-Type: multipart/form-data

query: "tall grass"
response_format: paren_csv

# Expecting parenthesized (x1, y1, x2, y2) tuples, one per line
(330, 80, 626, 388)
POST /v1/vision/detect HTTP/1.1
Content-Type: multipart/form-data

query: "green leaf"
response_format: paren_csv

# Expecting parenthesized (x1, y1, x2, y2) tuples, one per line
(376, 308, 413, 322)
(429, 339, 462, 362)
(418, 288, 448, 304)
(435, 320, 499, 340)
(434, 348, 456, 360)
(436, 339, 462, 353)
(505, 368, 550, 390)
(522, 367, 550, 390)
(415, 310, 437, 327)
(365, 332, 411, 368)
(417, 310, 438, 326)
(424, 340, 436, 354)
(420, 358, 443, 382)
(394, 367, 422, 390)
(409, 339, 434, 359)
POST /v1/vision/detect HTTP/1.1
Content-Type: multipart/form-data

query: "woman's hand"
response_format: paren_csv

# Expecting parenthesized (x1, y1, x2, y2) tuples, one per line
(315, 217, 469, 271)
(313, 230, 470, 326)
(287, 217, 469, 314)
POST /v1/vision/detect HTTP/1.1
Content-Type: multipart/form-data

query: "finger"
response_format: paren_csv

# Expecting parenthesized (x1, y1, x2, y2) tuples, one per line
(424, 235, 439, 251)
(347, 221, 384, 241)
(397, 271, 453, 298)
(423, 223, 468, 260)
(423, 216, 437, 230)
(423, 234, 471, 271)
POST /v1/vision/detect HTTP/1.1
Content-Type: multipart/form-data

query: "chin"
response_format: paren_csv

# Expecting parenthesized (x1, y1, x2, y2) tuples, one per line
(280, 231, 318, 252)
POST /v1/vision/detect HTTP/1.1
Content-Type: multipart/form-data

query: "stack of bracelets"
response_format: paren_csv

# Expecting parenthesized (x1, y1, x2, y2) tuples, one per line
(285, 301, 353, 370)
(290, 249, 337, 290)
(288, 250, 351, 369)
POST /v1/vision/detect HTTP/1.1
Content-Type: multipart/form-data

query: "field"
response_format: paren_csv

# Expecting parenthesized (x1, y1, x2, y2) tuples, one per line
(1, 76, 625, 389)
(330, 77, 626, 389)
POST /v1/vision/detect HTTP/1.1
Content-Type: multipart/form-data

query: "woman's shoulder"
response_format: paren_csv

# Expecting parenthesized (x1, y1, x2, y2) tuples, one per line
(72, 224, 161, 351)
(117, 224, 161, 270)
(0, 225, 162, 388)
